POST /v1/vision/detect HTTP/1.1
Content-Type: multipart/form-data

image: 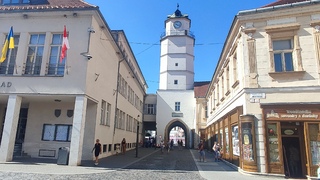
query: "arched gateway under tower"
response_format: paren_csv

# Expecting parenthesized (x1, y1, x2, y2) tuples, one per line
(164, 119, 189, 148)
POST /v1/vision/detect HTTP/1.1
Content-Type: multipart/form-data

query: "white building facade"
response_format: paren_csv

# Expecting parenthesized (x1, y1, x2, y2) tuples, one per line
(0, 0, 146, 166)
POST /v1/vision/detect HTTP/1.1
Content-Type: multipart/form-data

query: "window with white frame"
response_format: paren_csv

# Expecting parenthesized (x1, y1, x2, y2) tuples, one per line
(0, 35, 19, 75)
(25, 34, 45, 75)
(122, 111, 126, 130)
(232, 52, 238, 83)
(48, 34, 65, 75)
(226, 66, 230, 93)
(174, 80, 178, 85)
(42, 124, 72, 142)
(272, 39, 294, 72)
(175, 102, 180, 111)
(100, 100, 106, 125)
(115, 108, 119, 129)
(146, 104, 156, 115)
(265, 23, 302, 73)
(106, 103, 111, 126)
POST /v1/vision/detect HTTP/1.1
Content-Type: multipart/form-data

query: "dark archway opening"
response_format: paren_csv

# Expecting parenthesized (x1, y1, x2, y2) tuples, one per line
(166, 121, 189, 148)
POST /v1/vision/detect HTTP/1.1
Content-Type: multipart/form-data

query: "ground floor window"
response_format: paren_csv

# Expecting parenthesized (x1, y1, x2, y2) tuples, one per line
(42, 124, 72, 142)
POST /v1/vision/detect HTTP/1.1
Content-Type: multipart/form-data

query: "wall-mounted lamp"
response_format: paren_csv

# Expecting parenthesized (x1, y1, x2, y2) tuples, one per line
(80, 52, 92, 60)
(23, 14, 28, 19)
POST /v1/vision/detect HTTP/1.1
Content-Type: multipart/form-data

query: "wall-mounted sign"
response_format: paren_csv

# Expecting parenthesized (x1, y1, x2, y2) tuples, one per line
(0, 82, 12, 88)
(265, 109, 320, 120)
(250, 93, 266, 99)
(172, 112, 183, 117)
(284, 129, 295, 135)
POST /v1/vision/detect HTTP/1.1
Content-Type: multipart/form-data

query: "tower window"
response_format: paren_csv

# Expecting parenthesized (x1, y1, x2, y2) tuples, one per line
(174, 80, 178, 85)
(175, 63, 178, 66)
(175, 102, 180, 111)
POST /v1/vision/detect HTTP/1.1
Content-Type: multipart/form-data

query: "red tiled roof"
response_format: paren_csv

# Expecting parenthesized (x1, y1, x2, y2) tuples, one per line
(194, 81, 210, 98)
(263, 0, 308, 7)
(0, 0, 96, 11)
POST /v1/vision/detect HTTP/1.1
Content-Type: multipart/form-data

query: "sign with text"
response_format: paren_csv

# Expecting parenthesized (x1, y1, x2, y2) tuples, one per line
(265, 109, 320, 121)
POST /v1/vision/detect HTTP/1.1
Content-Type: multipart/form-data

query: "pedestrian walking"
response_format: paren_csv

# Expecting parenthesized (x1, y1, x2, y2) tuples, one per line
(165, 140, 170, 154)
(160, 140, 165, 153)
(170, 139, 174, 150)
(198, 140, 206, 162)
(121, 138, 126, 155)
(116, 144, 120, 155)
(92, 139, 102, 166)
(212, 142, 220, 162)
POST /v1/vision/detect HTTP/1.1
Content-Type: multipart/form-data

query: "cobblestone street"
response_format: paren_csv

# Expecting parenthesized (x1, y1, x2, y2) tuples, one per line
(0, 148, 285, 180)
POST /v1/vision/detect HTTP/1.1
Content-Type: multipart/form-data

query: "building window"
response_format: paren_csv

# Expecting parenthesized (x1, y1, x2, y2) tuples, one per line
(175, 102, 180, 111)
(265, 23, 302, 73)
(115, 109, 119, 129)
(232, 52, 238, 83)
(0, 35, 19, 75)
(100, 100, 106, 125)
(205, 105, 208, 118)
(2, 0, 29, 5)
(273, 39, 293, 72)
(175, 63, 178, 66)
(174, 80, 178, 85)
(25, 34, 45, 75)
(106, 103, 111, 126)
(226, 66, 230, 92)
(42, 124, 72, 142)
(47, 34, 65, 75)
(146, 104, 156, 115)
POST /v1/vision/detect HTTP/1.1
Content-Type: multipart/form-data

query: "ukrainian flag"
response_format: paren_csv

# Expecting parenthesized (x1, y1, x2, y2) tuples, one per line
(0, 26, 14, 63)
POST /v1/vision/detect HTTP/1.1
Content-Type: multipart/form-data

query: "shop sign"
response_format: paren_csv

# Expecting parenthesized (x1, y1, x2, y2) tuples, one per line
(0, 81, 12, 88)
(266, 109, 320, 120)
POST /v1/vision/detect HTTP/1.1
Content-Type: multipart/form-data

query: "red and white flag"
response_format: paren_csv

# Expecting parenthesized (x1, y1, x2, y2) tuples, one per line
(60, 25, 70, 63)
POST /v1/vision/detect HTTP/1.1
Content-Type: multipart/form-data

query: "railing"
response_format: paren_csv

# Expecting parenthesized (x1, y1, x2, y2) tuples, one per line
(0, 64, 14, 75)
(47, 63, 65, 76)
(160, 30, 195, 39)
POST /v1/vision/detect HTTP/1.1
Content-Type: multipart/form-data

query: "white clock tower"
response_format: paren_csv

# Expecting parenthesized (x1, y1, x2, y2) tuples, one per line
(156, 6, 196, 149)
(159, 6, 195, 90)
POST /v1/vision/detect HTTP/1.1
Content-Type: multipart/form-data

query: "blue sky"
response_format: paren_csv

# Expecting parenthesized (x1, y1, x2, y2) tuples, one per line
(86, 0, 274, 94)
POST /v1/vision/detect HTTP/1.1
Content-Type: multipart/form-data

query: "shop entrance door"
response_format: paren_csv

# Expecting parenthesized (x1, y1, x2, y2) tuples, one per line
(282, 137, 303, 178)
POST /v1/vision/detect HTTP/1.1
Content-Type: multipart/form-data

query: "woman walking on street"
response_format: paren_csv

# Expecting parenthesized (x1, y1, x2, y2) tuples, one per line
(92, 139, 102, 165)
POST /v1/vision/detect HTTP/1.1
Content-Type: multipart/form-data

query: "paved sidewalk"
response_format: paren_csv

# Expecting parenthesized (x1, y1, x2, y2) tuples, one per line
(0, 147, 159, 175)
(0, 147, 285, 180)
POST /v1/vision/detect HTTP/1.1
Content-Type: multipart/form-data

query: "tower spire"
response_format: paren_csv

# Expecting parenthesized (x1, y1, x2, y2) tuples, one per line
(177, 3, 179, 9)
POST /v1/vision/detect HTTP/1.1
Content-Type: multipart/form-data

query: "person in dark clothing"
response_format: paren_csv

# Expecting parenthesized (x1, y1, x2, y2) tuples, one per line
(121, 138, 126, 155)
(92, 139, 102, 165)
(170, 139, 174, 150)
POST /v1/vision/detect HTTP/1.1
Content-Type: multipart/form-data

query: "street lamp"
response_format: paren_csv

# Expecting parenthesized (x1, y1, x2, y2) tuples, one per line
(136, 115, 140, 158)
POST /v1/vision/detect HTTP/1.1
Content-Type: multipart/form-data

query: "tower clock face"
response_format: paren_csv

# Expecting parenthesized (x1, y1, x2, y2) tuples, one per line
(173, 21, 182, 29)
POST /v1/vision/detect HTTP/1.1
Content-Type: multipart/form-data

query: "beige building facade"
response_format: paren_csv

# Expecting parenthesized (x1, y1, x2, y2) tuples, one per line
(204, 0, 320, 179)
(0, 0, 146, 166)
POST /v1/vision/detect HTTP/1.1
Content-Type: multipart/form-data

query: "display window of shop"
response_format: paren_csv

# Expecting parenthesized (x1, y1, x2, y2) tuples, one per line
(242, 122, 254, 162)
(232, 125, 240, 156)
(267, 123, 281, 163)
(305, 123, 320, 177)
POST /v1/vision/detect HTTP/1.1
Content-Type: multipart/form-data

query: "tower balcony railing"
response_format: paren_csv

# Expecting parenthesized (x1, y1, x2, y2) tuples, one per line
(160, 30, 195, 39)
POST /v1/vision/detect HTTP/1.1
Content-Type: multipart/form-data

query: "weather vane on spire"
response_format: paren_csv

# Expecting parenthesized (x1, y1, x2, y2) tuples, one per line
(177, 3, 179, 9)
